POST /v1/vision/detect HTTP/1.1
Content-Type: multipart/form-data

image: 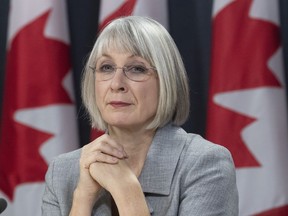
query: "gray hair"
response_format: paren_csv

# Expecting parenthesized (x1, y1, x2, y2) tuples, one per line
(82, 16, 190, 130)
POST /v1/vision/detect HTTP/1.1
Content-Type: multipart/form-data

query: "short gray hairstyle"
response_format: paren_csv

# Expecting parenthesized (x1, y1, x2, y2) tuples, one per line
(82, 16, 190, 130)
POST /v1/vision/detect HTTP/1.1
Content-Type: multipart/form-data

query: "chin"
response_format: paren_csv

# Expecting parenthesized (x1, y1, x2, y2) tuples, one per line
(106, 119, 142, 129)
(104, 114, 134, 125)
(109, 122, 135, 128)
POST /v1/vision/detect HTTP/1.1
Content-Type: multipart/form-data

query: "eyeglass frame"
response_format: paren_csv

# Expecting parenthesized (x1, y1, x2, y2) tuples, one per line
(89, 65, 157, 82)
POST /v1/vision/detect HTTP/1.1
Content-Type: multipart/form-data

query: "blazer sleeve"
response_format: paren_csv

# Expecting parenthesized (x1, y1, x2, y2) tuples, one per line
(42, 158, 62, 216)
(178, 143, 239, 216)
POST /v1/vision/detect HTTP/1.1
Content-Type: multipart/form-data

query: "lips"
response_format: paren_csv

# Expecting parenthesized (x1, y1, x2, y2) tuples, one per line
(108, 101, 131, 108)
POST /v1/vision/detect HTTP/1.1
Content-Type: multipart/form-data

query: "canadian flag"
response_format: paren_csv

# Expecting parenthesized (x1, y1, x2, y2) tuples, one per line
(99, 0, 168, 30)
(91, 0, 168, 139)
(207, 0, 288, 215)
(0, 0, 78, 215)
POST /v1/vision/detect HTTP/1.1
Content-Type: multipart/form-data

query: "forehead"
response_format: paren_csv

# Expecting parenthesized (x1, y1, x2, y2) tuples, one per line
(96, 51, 151, 64)
(94, 38, 153, 65)
(96, 37, 139, 58)
(93, 28, 155, 63)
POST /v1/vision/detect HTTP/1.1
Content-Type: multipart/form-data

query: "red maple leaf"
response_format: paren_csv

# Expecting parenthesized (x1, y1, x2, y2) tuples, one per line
(206, 0, 281, 168)
(254, 204, 288, 216)
(0, 11, 72, 200)
(98, 0, 137, 31)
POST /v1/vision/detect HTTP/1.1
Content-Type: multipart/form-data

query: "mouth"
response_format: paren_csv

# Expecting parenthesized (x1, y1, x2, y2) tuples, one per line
(108, 101, 132, 108)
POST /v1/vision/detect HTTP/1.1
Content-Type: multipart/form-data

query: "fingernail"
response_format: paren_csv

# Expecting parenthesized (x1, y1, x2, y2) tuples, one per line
(112, 157, 118, 162)
(117, 151, 124, 158)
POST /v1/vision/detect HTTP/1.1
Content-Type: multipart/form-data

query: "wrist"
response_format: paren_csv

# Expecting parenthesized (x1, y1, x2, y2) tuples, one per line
(70, 187, 103, 216)
(111, 177, 150, 216)
(72, 186, 101, 208)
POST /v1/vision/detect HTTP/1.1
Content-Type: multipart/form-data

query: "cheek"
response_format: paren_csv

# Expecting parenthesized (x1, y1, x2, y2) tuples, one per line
(142, 84, 159, 110)
(95, 83, 106, 109)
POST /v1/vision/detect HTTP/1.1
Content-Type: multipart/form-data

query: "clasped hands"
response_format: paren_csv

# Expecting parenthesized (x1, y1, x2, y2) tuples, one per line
(71, 134, 150, 216)
(76, 134, 136, 205)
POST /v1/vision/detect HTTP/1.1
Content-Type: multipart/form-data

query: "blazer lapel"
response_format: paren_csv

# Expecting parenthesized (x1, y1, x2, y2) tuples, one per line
(138, 124, 187, 195)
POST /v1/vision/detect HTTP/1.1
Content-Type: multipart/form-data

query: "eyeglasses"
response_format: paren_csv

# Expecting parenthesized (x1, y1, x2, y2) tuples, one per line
(89, 64, 156, 82)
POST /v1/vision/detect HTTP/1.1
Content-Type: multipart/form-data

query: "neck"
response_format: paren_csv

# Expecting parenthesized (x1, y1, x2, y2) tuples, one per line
(108, 126, 157, 176)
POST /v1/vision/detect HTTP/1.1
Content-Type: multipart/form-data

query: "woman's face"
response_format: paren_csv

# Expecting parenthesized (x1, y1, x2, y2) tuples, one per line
(95, 49, 159, 130)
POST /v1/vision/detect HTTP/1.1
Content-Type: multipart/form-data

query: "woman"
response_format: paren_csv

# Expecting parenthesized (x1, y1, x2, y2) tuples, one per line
(42, 16, 238, 216)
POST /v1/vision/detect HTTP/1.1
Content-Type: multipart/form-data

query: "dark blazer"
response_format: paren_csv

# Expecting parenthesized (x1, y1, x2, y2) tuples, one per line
(42, 124, 239, 215)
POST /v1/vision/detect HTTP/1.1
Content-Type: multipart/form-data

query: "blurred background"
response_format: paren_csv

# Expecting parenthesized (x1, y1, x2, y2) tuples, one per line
(0, 0, 288, 215)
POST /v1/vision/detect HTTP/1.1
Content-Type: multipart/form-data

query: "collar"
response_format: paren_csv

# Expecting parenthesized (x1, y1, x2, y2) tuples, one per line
(138, 124, 187, 195)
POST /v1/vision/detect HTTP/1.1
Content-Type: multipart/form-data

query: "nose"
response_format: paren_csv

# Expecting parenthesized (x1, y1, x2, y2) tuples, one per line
(110, 68, 127, 92)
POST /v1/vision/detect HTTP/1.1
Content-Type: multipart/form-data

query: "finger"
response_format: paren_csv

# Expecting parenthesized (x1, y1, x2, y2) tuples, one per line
(89, 135, 128, 158)
(84, 141, 125, 160)
(97, 141, 126, 158)
(82, 151, 119, 169)
(94, 152, 120, 164)
(99, 134, 129, 158)
(98, 134, 126, 150)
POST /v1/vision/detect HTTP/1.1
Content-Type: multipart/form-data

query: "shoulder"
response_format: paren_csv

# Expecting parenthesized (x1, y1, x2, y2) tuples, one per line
(158, 124, 233, 164)
(179, 132, 236, 179)
(154, 124, 236, 182)
(44, 149, 81, 200)
(45, 148, 81, 182)
(49, 148, 81, 169)
(53, 148, 81, 163)
(160, 125, 237, 191)
(175, 130, 239, 215)
(184, 133, 234, 164)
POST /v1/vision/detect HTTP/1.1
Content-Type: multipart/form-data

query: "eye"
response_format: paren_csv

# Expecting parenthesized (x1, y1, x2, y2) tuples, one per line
(98, 64, 115, 73)
(126, 65, 148, 74)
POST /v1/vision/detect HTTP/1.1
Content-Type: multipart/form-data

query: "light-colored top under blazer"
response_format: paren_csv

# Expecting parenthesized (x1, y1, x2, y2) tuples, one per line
(42, 124, 239, 216)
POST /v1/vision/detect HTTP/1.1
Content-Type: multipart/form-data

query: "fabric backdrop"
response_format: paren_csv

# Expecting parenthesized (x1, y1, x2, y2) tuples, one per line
(0, 0, 288, 215)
